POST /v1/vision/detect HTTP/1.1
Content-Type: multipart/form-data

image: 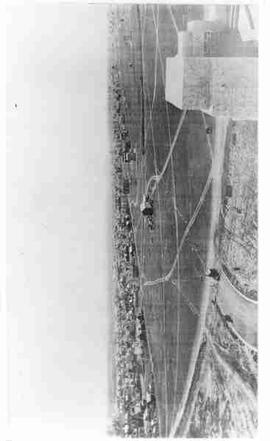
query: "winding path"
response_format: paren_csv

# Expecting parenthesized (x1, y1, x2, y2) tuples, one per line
(144, 110, 187, 198)
(221, 267, 258, 305)
(144, 156, 213, 287)
(217, 270, 257, 349)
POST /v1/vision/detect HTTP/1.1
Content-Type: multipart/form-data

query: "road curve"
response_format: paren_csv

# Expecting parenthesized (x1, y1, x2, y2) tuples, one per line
(217, 271, 257, 349)
(221, 267, 258, 305)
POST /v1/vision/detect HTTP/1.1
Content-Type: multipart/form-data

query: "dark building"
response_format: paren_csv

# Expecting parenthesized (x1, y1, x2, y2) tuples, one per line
(226, 184, 233, 198)
(123, 179, 130, 195)
(133, 265, 139, 278)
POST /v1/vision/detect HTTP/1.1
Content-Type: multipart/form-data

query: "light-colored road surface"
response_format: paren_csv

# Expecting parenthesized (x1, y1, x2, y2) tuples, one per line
(221, 268, 258, 305)
(144, 110, 187, 198)
(169, 116, 229, 438)
(218, 271, 257, 349)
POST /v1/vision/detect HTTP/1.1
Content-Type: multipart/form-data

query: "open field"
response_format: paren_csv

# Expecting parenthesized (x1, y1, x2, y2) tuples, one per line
(171, 289, 257, 438)
(125, 7, 214, 436)
(110, 4, 258, 437)
(110, 6, 212, 432)
(218, 121, 257, 300)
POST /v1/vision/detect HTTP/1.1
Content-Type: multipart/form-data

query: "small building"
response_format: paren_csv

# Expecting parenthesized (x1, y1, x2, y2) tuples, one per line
(129, 243, 136, 257)
(133, 265, 139, 278)
(140, 195, 154, 216)
(123, 179, 130, 195)
(124, 140, 131, 152)
(115, 196, 121, 211)
(124, 151, 136, 162)
(121, 130, 128, 141)
(225, 184, 233, 198)
(232, 132, 237, 145)
(121, 197, 129, 213)
(134, 342, 143, 357)
(124, 246, 130, 263)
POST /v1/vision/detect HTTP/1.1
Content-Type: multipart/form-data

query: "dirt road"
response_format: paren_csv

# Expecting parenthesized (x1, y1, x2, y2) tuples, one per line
(218, 271, 257, 349)
(169, 116, 229, 437)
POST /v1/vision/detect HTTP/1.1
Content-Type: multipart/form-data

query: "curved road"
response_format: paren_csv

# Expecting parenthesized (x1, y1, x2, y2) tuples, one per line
(221, 267, 257, 305)
(217, 270, 257, 349)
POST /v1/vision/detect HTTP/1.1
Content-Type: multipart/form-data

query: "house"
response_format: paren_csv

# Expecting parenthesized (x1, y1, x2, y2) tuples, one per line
(133, 265, 139, 278)
(124, 140, 131, 152)
(123, 179, 130, 195)
(121, 129, 128, 140)
(124, 150, 136, 162)
(121, 197, 129, 213)
(115, 196, 121, 211)
(129, 243, 136, 258)
(225, 184, 233, 198)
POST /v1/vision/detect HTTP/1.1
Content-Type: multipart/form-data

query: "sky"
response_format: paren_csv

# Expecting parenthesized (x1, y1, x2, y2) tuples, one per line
(6, 3, 110, 438)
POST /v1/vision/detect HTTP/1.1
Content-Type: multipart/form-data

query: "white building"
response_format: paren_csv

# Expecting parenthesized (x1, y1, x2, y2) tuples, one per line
(165, 26, 258, 120)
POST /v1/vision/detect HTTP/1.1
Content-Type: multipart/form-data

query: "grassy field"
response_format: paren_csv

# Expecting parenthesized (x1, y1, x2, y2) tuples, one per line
(176, 297, 257, 437)
(219, 121, 257, 300)
(110, 5, 214, 436)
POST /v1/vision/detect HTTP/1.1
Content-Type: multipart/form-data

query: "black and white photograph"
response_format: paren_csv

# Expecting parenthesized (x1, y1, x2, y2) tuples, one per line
(3, 2, 267, 440)
(109, 4, 258, 438)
